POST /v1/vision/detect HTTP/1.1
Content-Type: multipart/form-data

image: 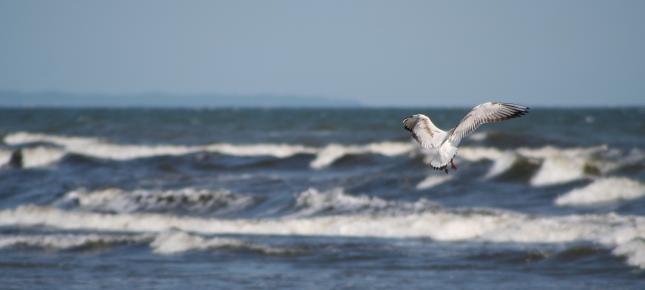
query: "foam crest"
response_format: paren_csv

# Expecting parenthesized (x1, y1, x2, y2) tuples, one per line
(58, 188, 256, 213)
(612, 239, 645, 269)
(0, 231, 294, 256)
(0, 147, 66, 168)
(555, 177, 645, 206)
(0, 233, 150, 250)
(5, 132, 317, 160)
(5, 132, 199, 160)
(310, 142, 413, 169)
(204, 143, 317, 158)
(482, 152, 518, 179)
(20, 147, 66, 167)
(5, 132, 412, 169)
(456, 147, 507, 162)
(2, 205, 645, 267)
(4, 132, 637, 187)
(291, 188, 435, 216)
(151, 230, 295, 255)
(455, 146, 622, 186)
(518, 146, 608, 186)
(530, 156, 587, 186)
(0, 150, 10, 166)
(416, 175, 452, 190)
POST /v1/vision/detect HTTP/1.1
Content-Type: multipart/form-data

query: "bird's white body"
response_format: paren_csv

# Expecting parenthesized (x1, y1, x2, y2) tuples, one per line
(403, 102, 529, 172)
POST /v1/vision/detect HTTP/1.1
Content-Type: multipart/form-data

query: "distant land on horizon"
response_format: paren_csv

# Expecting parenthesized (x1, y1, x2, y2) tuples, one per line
(0, 90, 361, 108)
(1, 90, 643, 109)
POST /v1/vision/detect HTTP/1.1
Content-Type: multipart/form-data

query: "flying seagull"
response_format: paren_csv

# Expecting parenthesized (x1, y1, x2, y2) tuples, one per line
(402, 102, 529, 173)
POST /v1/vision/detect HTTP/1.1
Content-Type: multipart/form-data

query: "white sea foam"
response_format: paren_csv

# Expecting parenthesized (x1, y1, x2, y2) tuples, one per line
(0, 231, 293, 256)
(4, 132, 413, 169)
(2, 204, 645, 267)
(4, 131, 317, 160)
(57, 188, 256, 213)
(555, 177, 645, 206)
(0, 233, 150, 250)
(0, 147, 65, 168)
(151, 230, 295, 255)
(0, 150, 10, 166)
(482, 152, 518, 179)
(309, 142, 413, 169)
(450, 147, 507, 162)
(416, 175, 452, 190)
(613, 239, 645, 269)
(3, 132, 637, 187)
(20, 147, 66, 168)
(291, 188, 435, 216)
(530, 155, 588, 186)
(434, 146, 596, 184)
(518, 146, 609, 186)
(456, 145, 620, 186)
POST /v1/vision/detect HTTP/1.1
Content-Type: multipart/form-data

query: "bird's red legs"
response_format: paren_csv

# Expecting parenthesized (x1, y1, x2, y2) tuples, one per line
(451, 159, 457, 171)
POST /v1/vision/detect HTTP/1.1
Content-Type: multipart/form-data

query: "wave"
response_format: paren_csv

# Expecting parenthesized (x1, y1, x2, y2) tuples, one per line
(416, 175, 452, 190)
(458, 145, 626, 186)
(555, 177, 645, 207)
(4, 131, 318, 159)
(612, 239, 645, 270)
(0, 147, 66, 168)
(58, 186, 437, 217)
(481, 152, 519, 179)
(151, 230, 298, 255)
(309, 142, 413, 169)
(483, 154, 541, 181)
(0, 150, 9, 166)
(2, 203, 645, 268)
(0, 233, 150, 250)
(4, 132, 642, 187)
(0, 231, 295, 256)
(3, 132, 412, 169)
(56, 188, 258, 214)
(290, 188, 436, 217)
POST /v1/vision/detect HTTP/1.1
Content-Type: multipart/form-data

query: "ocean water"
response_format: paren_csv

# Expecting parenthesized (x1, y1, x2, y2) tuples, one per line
(0, 107, 644, 289)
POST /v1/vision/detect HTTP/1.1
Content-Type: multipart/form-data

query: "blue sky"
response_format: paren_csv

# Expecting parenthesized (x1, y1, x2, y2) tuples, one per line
(1, 0, 644, 107)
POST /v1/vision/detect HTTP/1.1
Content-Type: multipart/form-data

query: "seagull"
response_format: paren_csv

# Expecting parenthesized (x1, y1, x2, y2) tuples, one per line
(402, 102, 529, 173)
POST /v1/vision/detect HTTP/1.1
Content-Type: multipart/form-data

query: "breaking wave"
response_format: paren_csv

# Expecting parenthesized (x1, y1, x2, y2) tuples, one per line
(56, 187, 258, 214)
(0, 147, 66, 168)
(416, 175, 452, 190)
(3, 132, 412, 169)
(309, 142, 413, 169)
(0, 233, 150, 250)
(2, 202, 645, 268)
(4, 131, 317, 160)
(3, 132, 642, 188)
(151, 230, 298, 255)
(458, 145, 631, 186)
(0, 232, 296, 256)
(555, 177, 645, 207)
(290, 188, 436, 217)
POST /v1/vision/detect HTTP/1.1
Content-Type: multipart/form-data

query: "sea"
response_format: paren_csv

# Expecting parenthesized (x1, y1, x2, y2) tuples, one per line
(0, 107, 644, 289)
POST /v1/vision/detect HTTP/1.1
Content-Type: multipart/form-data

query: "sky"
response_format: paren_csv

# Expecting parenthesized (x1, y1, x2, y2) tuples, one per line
(0, 0, 644, 107)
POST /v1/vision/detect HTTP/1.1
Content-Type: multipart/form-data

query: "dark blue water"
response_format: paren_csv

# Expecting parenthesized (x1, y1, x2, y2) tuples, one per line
(1, 108, 644, 289)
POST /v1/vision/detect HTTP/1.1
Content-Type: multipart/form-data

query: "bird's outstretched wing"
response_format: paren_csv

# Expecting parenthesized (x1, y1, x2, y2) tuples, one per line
(404, 116, 446, 149)
(448, 102, 528, 145)
(412, 118, 435, 149)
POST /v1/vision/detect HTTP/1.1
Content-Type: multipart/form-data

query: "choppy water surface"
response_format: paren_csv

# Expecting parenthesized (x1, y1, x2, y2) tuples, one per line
(1, 108, 644, 289)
